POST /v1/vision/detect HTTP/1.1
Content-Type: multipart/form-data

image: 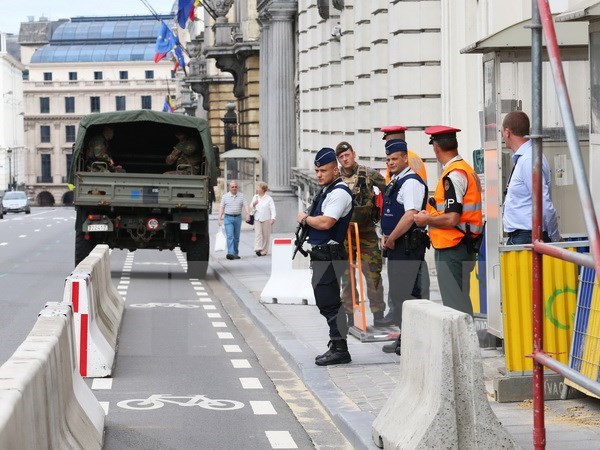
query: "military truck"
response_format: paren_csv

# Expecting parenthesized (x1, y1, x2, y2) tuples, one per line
(70, 110, 218, 278)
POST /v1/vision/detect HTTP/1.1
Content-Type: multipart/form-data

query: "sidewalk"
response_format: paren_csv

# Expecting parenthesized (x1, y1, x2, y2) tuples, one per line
(209, 220, 600, 449)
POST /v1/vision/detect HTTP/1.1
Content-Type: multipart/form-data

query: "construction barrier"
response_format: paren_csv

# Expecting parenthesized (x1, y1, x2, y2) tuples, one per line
(63, 244, 125, 377)
(372, 300, 516, 449)
(0, 303, 104, 449)
(260, 238, 315, 305)
(500, 247, 579, 372)
(347, 222, 367, 332)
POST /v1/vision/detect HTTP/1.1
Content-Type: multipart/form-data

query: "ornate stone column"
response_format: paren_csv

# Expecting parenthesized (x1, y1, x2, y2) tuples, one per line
(258, 0, 298, 232)
(258, 13, 270, 182)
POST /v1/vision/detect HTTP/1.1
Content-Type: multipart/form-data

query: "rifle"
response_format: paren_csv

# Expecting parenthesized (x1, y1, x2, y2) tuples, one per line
(293, 186, 325, 259)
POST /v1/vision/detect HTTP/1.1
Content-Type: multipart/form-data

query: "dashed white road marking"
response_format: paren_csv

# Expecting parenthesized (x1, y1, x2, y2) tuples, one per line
(265, 431, 297, 449)
(18, 235, 26, 238)
(196, 292, 209, 297)
(99, 402, 110, 415)
(203, 304, 217, 310)
(191, 281, 203, 286)
(119, 280, 130, 285)
(34, 229, 40, 232)
(199, 298, 212, 303)
(231, 359, 251, 369)
(240, 377, 262, 389)
(207, 313, 221, 318)
(0, 242, 7, 246)
(250, 401, 277, 415)
(46, 224, 52, 227)
(217, 332, 233, 339)
(223, 345, 242, 353)
(211, 321, 227, 328)
(91, 378, 113, 390)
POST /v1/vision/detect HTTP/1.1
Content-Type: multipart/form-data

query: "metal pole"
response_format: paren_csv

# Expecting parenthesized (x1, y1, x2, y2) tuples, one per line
(531, 1, 546, 448)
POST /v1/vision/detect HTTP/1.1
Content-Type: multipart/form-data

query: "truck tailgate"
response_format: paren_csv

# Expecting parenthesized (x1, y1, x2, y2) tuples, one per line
(73, 172, 209, 209)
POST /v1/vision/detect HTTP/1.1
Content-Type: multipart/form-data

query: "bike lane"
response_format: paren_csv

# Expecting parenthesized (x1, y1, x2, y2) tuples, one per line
(95, 249, 314, 449)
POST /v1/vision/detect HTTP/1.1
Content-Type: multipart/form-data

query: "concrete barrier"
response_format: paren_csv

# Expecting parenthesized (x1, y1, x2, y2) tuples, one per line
(63, 244, 125, 377)
(0, 303, 104, 449)
(260, 238, 315, 305)
(372, 300, 517, 449)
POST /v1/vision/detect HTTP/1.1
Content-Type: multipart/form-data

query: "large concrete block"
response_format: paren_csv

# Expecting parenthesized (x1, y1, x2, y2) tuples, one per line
(372, 300, 517, 449)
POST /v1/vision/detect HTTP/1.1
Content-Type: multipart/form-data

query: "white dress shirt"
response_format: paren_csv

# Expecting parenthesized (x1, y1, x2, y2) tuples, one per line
(252, 194, 276, 222)
(392, 167, 426, 212)
(503, 140, 560, 241)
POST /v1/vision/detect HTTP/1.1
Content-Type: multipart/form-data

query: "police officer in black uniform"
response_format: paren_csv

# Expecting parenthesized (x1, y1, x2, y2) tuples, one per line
(380, 139, 429, 355)
(297, 147, 354, 366)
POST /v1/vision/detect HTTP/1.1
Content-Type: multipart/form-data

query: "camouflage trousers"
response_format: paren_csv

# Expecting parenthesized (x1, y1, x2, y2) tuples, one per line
(340, 226, 385, 314)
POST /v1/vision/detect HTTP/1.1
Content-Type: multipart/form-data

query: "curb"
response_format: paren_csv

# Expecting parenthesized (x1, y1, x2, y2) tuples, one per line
(209, 258, 379, 450)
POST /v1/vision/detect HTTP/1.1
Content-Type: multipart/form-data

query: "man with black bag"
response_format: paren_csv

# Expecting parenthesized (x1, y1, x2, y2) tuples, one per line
(296, 147, 354, 366)
(380, 139, 429, 355)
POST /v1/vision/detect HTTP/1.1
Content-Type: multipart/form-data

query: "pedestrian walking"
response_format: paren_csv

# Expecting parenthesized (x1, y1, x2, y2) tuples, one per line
(335, 141, 389, 328)
(251, 181, 276, 256)
(379, 139, 429, 355)
(218, 181, 251, 260)
(296, 147, 354, 366)
(502, 111, 561, 244)
(414, 126, 483, 316)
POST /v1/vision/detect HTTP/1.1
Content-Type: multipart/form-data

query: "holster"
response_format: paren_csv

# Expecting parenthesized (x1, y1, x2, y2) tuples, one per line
(309, 244, 347, 261)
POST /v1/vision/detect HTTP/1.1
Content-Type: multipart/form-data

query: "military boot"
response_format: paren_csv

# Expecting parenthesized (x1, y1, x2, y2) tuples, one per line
(381, 336, 401, 355)
(315, 339, 351, 366)
(373, 311, 394, 328)
(315, 340, 333, 362)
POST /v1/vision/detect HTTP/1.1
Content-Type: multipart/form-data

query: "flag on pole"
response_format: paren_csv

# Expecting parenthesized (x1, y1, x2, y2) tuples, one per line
(162, 95, 175, 113)
(154, 22, 177, 63)
(177, 0, 198, 28)
(173, 45, 186, 72)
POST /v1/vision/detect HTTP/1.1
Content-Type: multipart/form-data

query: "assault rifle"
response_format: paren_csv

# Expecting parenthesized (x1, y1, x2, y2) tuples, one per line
(293, 186, 325, 260)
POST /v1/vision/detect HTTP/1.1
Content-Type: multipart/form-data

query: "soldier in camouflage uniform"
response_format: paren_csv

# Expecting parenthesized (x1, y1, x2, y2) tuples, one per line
(165, 129, 201, 175)
(335, 141, 392, 328)
(85, 126, 124, 172)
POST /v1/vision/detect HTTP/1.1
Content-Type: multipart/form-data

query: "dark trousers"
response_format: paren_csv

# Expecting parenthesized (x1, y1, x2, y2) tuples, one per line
(434, 242, 475, 316)
(311, 258, 348, 340)
(507, 229, 550, 245)
(387, 240, 426, 328)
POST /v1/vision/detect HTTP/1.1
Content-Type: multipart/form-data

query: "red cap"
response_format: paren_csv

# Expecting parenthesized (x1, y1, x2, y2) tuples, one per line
(425, 125, 461, 136)
(380, 125, 408, 133)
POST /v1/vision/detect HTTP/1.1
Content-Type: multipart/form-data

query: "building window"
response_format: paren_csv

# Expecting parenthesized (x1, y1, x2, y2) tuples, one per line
(145, 70, 154, 79)
(40, 125, 51, 143)
(68, 72, 77, 81)
(90, 96, 101, 113)
(94, 71, 103, 80)
(43, 72, 52, 81)
(119, 71, 128, 80)
(65, 125, 76, 143)
(41, 154, 52, 183)
(170, 70, 176, 79)
(116, 96, 126, 111)
(65, 96, 75, 113)
(22, 69, 29, 81)
(66, 153, 73, 180)
(141, 95, 152, 110)
(40, 97, 50, 114)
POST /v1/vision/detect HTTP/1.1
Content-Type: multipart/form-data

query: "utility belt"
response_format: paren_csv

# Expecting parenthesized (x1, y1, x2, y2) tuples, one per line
(384, 228, 430, 257)
(308, 243, 347, 261)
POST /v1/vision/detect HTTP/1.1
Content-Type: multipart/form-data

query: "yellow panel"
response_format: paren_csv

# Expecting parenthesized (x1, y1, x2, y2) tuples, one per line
(470, 262, 481, 314)
(501, 249, 579, 372)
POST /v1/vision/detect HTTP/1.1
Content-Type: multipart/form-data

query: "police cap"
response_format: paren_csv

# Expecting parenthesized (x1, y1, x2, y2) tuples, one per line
(314, 147, 337, 167)
(384, 139, 408, 155)
(380, 125, 408, 140)
(425, 125, 461, 145)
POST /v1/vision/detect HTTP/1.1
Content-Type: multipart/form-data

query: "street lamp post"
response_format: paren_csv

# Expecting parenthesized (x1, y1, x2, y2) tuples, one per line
(7, 148, 12, 191)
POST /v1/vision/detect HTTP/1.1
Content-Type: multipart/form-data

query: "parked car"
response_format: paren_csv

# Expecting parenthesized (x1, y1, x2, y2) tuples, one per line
(2, 191, 31, 214)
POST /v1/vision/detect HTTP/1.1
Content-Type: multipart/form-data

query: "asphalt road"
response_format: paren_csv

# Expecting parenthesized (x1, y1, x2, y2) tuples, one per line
(0, 207, 328, 449)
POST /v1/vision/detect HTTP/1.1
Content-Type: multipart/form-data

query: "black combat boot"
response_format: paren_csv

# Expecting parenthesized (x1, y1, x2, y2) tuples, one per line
(315, 339, 351, 366)
(315, 340, 333, 362)
(373, 311, 394, 328)
(381, 336, 401, 355)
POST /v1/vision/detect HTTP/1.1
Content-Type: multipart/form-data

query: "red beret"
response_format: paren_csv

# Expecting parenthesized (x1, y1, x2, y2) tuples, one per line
(425, 125, 461, 136)
(380, 125, 408, 133)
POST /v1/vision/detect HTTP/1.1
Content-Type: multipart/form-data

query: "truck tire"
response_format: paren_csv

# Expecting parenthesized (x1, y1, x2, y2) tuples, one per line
(187, 241, 209, 279)
(75, 208, 94, 267)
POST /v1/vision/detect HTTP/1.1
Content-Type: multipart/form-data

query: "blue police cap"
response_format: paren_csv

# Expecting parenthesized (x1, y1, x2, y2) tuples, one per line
(314, 147, 337, 167)
(385, 139, 408, 155)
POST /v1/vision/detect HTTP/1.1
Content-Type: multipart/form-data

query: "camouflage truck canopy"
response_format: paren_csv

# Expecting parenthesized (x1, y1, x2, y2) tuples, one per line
(70, 110, 218, 186)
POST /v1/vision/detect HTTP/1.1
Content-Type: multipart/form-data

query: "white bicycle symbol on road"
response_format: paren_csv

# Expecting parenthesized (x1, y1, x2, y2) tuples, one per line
(129, 303, 201, 309)
(117, 395, 244, 411)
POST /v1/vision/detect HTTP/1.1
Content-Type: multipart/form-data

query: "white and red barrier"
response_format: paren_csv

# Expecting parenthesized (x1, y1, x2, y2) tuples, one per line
(0, 303, 104, 449)
(63, 244, 124, 377)
(260, 238, 315, 305)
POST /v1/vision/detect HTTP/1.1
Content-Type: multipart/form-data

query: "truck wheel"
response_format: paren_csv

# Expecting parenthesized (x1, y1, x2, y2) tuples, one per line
(187, 241, 209, 279)
(75, 209, 94, 267)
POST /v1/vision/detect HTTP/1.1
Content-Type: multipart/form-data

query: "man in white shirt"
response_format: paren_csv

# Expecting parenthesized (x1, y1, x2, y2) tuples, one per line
(502, 111, 561, 244)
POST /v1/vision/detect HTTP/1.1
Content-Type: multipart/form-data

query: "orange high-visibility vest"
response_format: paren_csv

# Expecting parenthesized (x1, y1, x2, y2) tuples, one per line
(426, 158, 483, 249)
(385, 150, 428, 184)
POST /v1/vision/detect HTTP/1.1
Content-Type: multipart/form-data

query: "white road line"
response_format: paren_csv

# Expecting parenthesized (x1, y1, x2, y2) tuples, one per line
(34, 229, 40, 232)
(203, 305, 217, 310)
(91, 378, 113, 390)
(119, 280, 130, 285)
(196, 292, 209, 297)
(250, 401, 277, 415)
(121, 276, 130, 280)
(194, 286, 206, 291)
(231, 359, 251, 369)
(211, 321, 227, 328)
(18, 235, 26, 238)
(207, 313, 221, 319)
(99, 402, 110, 415)
(191, 281, 203, 286)
(223, 345, 242, 353)
(265, 431, 297, 449)
(0, 243, 7, 246)
(240, 377, 262, 389)
(217, 332, 233, 339)
(199, 298, 212, 303)
(46, 224, 52, 227)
